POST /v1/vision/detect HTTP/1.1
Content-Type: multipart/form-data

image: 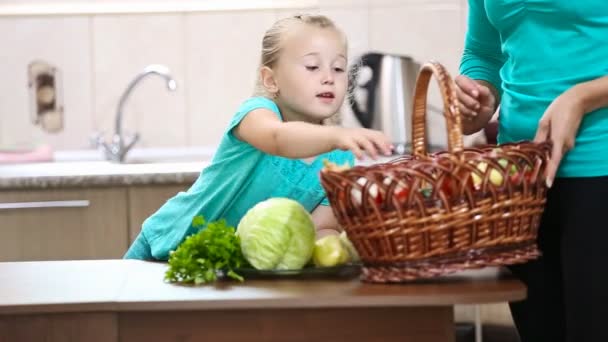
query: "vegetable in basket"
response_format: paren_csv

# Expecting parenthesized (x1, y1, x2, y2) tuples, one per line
(470, 161, 506, 187)
(468, 155, 536, 190)
(350, 176, 410, 205)
(323, 160, 411, 205)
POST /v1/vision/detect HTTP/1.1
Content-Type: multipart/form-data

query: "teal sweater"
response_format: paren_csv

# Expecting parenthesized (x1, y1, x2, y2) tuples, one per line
(460, 0, 608, 177)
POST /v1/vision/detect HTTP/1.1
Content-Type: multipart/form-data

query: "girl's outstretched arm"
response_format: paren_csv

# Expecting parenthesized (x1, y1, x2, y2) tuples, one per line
(234, 108, 392, 160)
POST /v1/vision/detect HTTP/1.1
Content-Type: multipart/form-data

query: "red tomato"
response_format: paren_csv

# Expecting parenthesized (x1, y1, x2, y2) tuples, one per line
(394, 187, 409, 202)
(375, 191, 384, 205)
(439, 179, 453, 198)
(509, 169, 534, 187)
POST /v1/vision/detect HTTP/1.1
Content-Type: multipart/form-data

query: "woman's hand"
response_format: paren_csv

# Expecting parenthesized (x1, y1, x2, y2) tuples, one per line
(455, 75, 499, 134)
(534, 88, 587, 188)
(455, 75, 496, 119)
(331, 127, 393, 160)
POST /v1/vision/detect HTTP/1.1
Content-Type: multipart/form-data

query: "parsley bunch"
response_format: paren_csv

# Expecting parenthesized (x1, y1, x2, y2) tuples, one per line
(165, 216, 249, 285)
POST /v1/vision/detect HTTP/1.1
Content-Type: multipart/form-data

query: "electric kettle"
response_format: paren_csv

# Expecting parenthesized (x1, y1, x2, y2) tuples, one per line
(348, 52, 422, 153)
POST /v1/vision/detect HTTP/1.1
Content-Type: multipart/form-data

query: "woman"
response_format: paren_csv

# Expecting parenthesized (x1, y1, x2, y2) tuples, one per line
(457, 1, 608, 341)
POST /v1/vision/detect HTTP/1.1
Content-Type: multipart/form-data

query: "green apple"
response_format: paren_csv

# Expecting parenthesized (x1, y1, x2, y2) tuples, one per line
(498, 158, 518, 175)
(313, 235, 350, 267)
(471, 162, 504, 188)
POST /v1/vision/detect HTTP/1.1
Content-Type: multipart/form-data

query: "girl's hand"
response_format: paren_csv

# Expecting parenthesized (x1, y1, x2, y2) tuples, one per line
(331, 127, 393, 160)
(455, 75, 496, 120)
(534, 88, 586, 188)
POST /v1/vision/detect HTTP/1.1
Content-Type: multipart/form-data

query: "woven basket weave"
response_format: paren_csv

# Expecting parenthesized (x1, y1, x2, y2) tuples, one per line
(321, 61, 551, 283)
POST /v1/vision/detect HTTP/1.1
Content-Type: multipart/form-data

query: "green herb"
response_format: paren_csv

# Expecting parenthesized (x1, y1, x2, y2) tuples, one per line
(165, 215, 249, 285)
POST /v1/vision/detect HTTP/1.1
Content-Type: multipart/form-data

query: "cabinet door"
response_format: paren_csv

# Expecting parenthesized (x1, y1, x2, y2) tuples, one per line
(0, 188, 128, 261)
(127, 185, 186, 243)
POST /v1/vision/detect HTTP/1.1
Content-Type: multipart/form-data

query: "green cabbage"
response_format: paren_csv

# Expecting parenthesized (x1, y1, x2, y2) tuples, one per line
(237, 198, 315, 270)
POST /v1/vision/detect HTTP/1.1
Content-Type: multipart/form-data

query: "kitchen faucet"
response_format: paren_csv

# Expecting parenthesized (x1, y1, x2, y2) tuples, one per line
(94, 64, 177, 162)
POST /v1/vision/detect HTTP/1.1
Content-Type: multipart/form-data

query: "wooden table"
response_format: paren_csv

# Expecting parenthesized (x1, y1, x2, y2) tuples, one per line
(0, 260, 525, 342)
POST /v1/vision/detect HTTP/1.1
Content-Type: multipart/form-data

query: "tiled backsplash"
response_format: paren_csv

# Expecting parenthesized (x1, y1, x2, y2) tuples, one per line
(0, 0, 474, 151)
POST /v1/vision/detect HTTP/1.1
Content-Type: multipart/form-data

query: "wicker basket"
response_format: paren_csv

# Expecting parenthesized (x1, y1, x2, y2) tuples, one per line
(321, 61, 551, 283)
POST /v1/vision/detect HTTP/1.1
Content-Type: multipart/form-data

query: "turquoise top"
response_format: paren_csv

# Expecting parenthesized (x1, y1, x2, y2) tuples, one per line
(124, 97, 354, 260)
(460, 0, 608, 177)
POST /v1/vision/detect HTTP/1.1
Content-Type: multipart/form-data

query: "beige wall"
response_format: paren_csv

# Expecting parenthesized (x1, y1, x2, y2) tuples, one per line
(0, 0, 474, 151)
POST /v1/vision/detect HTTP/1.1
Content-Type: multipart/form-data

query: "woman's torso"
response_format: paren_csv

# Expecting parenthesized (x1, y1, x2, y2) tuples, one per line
(486, 0, 608, 177)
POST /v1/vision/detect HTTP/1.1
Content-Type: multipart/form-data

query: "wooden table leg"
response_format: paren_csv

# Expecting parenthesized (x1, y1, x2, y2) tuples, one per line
(120, 307, 455, 342)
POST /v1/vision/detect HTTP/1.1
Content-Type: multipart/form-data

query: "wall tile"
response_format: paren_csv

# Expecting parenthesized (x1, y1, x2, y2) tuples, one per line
(1, 2, 474, 151)
(369, 3, 464, 147)
(275, 7, 319, 20)
(319, 0, 368, 8)
(185, 10, 276, 146)
(370, 5, 462, 75)
(461, 0, 468, 42)
(367, 0, 459, 7)
(92, 14, 187, 148)
(0, 16, 92, 150)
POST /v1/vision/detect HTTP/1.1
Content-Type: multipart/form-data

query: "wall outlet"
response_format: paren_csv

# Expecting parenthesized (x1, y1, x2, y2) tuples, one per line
(28, 60, 64, 133)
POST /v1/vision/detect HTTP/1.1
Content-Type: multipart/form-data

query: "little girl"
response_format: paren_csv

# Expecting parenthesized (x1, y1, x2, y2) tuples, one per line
(124, 14, 393, 260)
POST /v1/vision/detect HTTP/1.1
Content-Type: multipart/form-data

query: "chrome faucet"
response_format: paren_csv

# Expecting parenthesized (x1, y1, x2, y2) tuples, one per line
(94, 64, 177, 162)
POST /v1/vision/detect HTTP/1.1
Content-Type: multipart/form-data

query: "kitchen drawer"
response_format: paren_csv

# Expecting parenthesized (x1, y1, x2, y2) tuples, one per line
(0, 188, 128, 261)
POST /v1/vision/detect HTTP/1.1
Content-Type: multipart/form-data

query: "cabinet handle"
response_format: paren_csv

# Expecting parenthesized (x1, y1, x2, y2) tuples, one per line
(0, 200, 90, 210)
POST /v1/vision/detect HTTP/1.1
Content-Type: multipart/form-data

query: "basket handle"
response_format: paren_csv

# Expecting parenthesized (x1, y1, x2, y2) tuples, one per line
(411, 61, 464, 156)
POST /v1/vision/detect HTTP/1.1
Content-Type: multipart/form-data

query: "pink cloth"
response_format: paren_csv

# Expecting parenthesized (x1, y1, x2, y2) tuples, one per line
(0, 144, 54, 164)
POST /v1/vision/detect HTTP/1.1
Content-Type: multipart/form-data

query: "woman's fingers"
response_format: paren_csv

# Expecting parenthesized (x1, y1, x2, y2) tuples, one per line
(456, 76, 483, 117)
(534, 117, 551, 143)
(456, 75, 480, 98)
(545, 141, 564, 189)
(476, 83, 492, 98)
(458, 91, 481, 117)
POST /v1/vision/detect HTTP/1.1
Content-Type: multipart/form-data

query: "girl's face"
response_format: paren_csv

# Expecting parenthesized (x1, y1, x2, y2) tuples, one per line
(272, 24, 348, 123)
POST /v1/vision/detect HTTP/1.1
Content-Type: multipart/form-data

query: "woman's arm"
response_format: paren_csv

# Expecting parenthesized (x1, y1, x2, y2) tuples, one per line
(535, 75, 608, 186)
(460, 0, 505, 94)
(577, 76, 608, 113)
(457, 78, 500, 134)
(459, 0, 505, 134)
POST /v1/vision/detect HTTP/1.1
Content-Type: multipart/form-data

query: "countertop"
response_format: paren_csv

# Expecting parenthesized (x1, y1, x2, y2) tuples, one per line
(0, 160, 206, 189)
(0, 259, 526, 315)
(0, 147, 403, 190)
(0, 147, 214, 190)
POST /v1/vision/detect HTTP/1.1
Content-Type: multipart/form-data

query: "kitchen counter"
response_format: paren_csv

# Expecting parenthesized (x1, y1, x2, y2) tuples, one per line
(0, 146, 401, 190)
(0, 160, 206, 189)
(0, 147, 215, 190)
(0, 260, 526, 342)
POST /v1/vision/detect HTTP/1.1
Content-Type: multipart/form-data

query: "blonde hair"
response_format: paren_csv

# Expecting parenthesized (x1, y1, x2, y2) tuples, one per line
(253, 14, 347, 125)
